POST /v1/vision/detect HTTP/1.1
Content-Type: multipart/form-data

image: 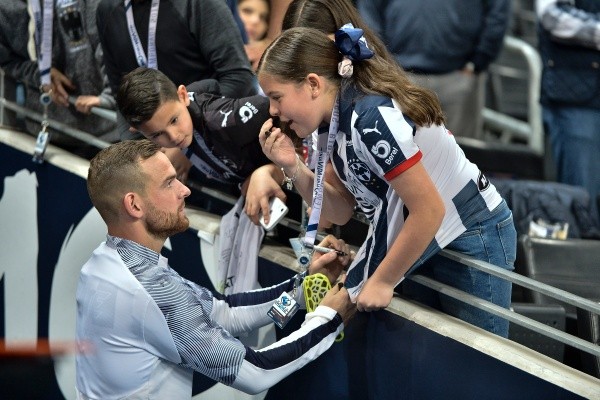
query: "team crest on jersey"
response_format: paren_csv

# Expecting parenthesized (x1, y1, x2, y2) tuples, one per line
(478, 171, 490, 191)
(349, 161, 371, 182)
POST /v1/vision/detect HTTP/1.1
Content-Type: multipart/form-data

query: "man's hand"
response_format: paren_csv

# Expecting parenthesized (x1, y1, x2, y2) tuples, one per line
(320, 283, 356, 325)
(244, 164, 287, 225)
(74, 95, 101, 114)
(42, 67, 75, 107)
(309, 235, 353, 284)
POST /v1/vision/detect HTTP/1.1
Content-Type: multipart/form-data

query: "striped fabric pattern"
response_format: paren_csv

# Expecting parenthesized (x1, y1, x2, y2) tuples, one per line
(107, 236, 343, 394)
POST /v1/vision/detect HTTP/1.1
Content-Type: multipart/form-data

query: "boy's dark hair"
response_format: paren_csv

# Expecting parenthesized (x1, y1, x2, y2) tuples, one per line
(117, 67, 180, 128)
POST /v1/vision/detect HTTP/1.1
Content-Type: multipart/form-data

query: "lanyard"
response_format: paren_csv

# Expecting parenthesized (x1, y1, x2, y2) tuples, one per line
(30, 0, 53, 87)
(303, 96, 339, 249)
(30, 0, 54, 163)
(186, 129, 242, 183)
(124, 0, 159, 69)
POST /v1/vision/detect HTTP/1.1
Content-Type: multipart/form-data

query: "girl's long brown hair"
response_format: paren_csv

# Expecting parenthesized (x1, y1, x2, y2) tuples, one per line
(277, 0, 444, 127)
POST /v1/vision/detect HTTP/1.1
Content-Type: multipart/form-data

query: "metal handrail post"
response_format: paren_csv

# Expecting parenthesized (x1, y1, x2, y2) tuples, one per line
(483, 35, 544, 155)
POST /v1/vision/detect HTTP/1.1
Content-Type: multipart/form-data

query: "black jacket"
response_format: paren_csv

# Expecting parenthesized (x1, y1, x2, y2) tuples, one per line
(185, 81, 271, 183)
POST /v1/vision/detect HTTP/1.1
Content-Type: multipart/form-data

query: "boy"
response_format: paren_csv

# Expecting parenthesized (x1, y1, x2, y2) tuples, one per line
(117, 67, 272, 186)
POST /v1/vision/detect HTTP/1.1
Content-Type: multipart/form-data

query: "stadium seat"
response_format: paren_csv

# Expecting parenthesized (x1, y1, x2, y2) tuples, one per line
(516, 235, 600, 316)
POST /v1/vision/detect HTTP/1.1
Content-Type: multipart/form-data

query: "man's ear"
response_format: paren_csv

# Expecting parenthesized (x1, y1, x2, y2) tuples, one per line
(177, 85, 191, 106)
(123, 192, 144, 219)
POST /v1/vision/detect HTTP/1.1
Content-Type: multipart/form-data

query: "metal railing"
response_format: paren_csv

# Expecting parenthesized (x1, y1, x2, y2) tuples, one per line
(414, 249, 600, 359)
(0, 68, 114, 151)
(0, 97, 113, 151)
(483, 35, 544, 154)
(2, 48, 597, 377)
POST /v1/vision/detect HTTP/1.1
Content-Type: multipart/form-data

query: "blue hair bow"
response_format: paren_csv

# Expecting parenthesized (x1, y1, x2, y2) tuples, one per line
(334, 23, 374, 61)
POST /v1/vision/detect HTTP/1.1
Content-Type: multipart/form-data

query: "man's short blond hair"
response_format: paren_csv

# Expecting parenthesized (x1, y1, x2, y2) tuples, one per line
(87, 140, 161, 224)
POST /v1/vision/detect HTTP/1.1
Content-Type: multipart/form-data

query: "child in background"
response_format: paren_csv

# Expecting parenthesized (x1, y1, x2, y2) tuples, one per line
(238, 0, 270, 44)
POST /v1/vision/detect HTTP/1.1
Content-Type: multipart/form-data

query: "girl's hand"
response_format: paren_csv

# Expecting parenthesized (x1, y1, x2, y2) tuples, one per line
(243, 164, 287, 225)
(355, 278, 394, 312)
(258, 118, 298, 169)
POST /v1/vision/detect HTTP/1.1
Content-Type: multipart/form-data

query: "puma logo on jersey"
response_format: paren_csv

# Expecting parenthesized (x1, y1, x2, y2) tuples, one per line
(220, 110, 233, 127)
(363, 120, 382, 135)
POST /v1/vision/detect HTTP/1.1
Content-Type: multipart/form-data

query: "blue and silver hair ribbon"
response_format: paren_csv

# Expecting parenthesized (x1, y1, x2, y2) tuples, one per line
(334, 23, 374, 78)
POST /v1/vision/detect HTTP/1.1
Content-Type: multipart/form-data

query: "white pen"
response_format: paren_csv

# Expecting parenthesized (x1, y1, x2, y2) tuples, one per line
(308, 245, 348, 257)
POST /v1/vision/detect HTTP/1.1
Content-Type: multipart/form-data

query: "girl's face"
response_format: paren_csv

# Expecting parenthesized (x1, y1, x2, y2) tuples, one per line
(238, 0, 269, 42)
(258, 73, 335, 138)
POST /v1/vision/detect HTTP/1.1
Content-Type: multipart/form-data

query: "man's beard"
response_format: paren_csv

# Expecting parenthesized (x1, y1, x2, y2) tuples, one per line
(145, 202, 189, 240)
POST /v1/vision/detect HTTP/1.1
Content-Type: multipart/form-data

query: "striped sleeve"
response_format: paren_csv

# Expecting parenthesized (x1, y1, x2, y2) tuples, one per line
(232, 306, 344, 395)
(353, 105, 421, 180)
(140, 269, 312, 387)
(139, 267, 247, 385)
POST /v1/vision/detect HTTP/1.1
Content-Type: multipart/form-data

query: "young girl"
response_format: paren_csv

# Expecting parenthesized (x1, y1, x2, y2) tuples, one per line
(238, 0, 270, 44)
(252, 25, 516, 337)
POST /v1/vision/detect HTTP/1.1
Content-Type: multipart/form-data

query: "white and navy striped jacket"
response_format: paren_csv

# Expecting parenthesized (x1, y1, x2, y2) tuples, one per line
(75, 235, 343, 399)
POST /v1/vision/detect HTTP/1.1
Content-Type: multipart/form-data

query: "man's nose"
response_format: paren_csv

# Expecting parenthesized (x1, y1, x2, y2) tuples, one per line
(179, 181, 191, 198)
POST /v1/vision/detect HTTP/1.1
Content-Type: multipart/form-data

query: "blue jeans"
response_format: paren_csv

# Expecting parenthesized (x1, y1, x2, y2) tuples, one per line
(543, 105, 600, 200)
(401, 200, 517, 337)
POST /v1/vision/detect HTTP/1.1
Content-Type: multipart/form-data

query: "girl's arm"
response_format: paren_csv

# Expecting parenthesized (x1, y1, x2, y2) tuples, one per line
(355, 161, 445, 312)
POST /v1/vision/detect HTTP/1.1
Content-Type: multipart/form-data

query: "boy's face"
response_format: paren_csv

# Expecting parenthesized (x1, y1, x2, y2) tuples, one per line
(137, 86, 194, 149)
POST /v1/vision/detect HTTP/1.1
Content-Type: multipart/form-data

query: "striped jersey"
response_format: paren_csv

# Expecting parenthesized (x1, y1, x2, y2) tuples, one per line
(326, 86, 503, 297)
(75, 236, 343, 399)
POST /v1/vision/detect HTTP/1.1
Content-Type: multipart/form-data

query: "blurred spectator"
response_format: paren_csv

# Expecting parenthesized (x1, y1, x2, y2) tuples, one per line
(96, 0, 257, 180)
(536, 0, 600, 201)
(238, 0, 269, 45)
(0, 0, 117, 158)
(225, 0, 249, 44)
(244, 0, 292, 70)
(96, 0, 255, 110)
(357, 0, 511, 139)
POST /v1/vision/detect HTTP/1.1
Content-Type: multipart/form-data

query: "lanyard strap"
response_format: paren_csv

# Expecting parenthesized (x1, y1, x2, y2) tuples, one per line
(186, 129, 243, 183)
(303, 96, 340, 248)
(30, 0, 53, 87)
(124, 0, 159, 69)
